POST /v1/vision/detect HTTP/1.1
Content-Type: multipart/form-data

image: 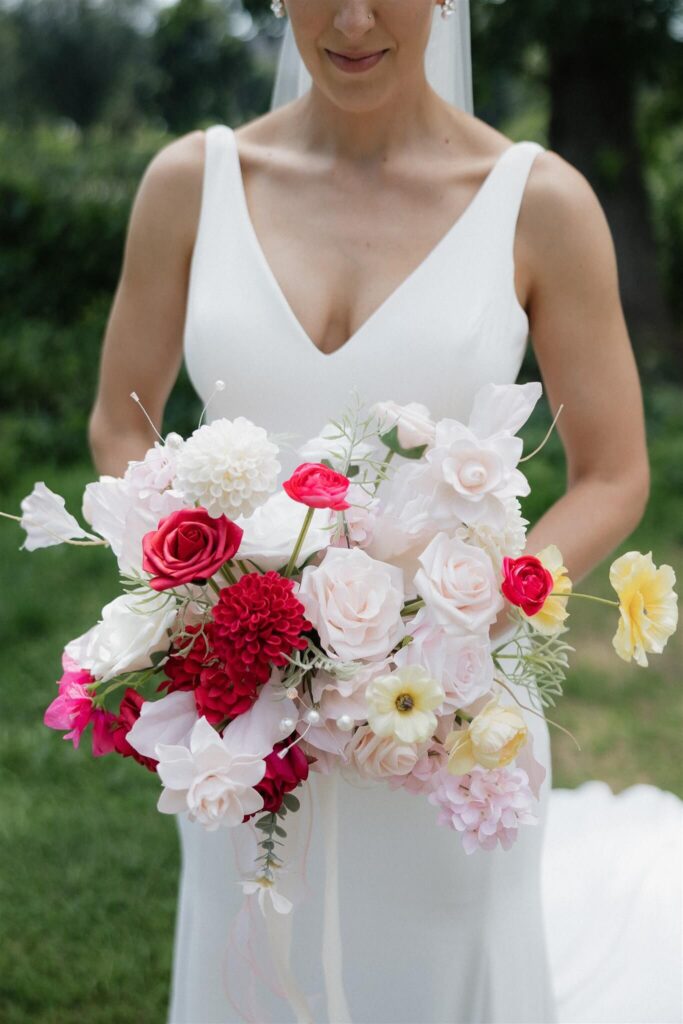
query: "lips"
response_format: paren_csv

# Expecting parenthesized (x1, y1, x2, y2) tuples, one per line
(326, 49, 388, 73)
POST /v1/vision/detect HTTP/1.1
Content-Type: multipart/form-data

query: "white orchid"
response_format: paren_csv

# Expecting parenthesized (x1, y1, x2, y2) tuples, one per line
(155, 716, 267, 830)
(240, 877, 293, 915)
(15, 482, 96, 550)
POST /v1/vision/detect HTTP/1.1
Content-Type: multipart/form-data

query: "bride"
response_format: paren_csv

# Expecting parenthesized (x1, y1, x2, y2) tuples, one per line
(87, 2, 682, 1022)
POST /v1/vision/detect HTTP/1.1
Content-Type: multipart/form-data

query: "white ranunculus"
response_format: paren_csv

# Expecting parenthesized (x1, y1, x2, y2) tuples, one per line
(298, 547, 405, 662)
(454, 496, 528, 574)
(343, 724, 423, 781)
(414, 532, 503, 634)
(19, 482, 92, 550)
(126, 690, 199, 760)
(234, 490, 331, 572)
(395, 608, 494, 711)
(65, 591, 177, 682)
(155, 716, 267, 829)
(297, 422, 375, 469)
(173, 416, 280, 519)
(366, 462, 460, 586)
(372, 399, 436, 449)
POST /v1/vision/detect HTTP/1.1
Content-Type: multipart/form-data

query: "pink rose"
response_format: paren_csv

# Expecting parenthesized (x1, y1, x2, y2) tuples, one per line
(501, 555, 554, 616)
(142, 507, 243, 591)
(283, 463, 351, 511)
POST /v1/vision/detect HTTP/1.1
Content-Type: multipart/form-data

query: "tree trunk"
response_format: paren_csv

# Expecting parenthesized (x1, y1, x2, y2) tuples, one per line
(547, 51, 679, 376)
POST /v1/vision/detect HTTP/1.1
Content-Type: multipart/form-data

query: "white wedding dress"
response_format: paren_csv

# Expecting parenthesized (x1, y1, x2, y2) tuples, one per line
(171, 123, 683, 1024)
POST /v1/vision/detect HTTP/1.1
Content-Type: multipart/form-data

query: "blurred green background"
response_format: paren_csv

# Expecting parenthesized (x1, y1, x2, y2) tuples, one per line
(0, 1, 681, 1021)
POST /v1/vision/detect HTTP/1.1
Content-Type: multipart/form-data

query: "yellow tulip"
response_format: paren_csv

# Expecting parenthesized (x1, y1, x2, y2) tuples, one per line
(609, 551, 678, 667)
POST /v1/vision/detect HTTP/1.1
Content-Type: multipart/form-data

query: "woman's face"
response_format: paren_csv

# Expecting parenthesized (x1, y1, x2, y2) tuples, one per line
(284, 1, 442, 110)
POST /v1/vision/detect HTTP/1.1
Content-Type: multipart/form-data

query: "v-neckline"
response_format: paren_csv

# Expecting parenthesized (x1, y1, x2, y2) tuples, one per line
(225, 125, 518, 359)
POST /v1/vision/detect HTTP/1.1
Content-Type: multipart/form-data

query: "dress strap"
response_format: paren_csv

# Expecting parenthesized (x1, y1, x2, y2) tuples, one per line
(193, 124, 246, 266)
(484, 140, 546, 264)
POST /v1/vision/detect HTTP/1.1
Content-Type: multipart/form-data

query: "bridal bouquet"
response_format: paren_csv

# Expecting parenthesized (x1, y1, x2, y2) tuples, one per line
(3, 381, 678, 913)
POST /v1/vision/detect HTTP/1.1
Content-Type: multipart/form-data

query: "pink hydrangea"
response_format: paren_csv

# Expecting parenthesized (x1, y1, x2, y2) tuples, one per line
(428, 764, 537, 853)
(44, 653, 116, 756)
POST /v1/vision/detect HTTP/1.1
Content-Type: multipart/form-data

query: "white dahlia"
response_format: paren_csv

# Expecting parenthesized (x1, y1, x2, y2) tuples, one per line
(173, 417, 280, 519)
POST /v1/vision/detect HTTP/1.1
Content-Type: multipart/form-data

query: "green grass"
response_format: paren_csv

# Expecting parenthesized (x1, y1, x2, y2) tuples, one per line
(0, 454, 681, 1023)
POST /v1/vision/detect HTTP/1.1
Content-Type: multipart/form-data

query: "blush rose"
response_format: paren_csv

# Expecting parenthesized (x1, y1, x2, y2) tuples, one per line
(142, 507, 243, 591)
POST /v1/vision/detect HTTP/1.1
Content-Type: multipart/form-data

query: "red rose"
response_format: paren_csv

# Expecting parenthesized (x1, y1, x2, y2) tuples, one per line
(501, 555, 554, 616)
(142, 507, 243, 592)
(282, 462, 351, 511)
(245, 738, 310, 817)
(111, 688, 158, 773)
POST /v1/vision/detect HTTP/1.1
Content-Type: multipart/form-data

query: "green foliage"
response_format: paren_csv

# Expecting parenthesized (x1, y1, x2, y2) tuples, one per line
(0, 123, 199, 484)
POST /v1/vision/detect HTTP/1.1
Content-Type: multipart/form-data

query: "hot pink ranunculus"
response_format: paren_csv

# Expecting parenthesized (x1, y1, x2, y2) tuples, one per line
(501, 554, 554, 616)
(282, 463, 351, 511)
(142, 506, 243, 591)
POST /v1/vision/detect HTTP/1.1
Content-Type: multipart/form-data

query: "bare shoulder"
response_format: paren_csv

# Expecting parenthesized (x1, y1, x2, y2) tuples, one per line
(130, 129, 206, 260)
(518, 148, 617, 286)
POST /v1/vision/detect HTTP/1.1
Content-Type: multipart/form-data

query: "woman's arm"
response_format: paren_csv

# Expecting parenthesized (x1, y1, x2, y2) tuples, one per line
(88, 130, 205, 477)
(515, 150, 650, 588)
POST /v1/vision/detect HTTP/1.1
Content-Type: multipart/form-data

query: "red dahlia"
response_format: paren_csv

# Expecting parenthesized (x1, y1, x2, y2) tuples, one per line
(211, 571, 311, 688)
(158, 623, 260, 725)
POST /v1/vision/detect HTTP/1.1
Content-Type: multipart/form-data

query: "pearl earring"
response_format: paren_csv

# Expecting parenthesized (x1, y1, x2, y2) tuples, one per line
(441, 0, 457, 17)
(271, 0, 286, 17)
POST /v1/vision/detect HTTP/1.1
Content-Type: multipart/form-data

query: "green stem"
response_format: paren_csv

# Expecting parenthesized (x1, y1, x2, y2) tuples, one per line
(372, 448, 395, 493)
(284, 506, 314, 577)
(208, 577, 222, 595)
(554, 590, 618, 607)
(220, 563, 238, 585)
(401, 599, 425, 617)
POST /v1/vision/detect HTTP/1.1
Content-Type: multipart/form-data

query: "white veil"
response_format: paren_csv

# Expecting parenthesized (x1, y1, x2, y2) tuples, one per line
(269, 1, 474, 115)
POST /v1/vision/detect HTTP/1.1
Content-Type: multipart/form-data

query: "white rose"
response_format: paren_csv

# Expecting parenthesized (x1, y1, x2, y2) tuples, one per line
(372, 400, 436, 449)
(395, 608, 494, 710)
(298, 547, 405, 662)
(234, 490, 331, 572)
(343, 724, 422, 780)
(65, 591, 177, 682)
(155, 716, 266, 830)
(414, 532, 503, 634)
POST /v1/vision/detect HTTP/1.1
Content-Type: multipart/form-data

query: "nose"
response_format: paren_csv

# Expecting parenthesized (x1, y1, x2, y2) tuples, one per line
(333, 0, 376, 36)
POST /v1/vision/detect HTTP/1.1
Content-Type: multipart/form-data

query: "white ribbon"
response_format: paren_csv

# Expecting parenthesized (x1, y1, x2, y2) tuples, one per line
(317, 772, 353, 1023)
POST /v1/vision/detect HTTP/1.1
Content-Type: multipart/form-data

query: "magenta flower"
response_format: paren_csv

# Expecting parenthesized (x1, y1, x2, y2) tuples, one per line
(44, 654, 115, 756)
(428, 764, 538, 853)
